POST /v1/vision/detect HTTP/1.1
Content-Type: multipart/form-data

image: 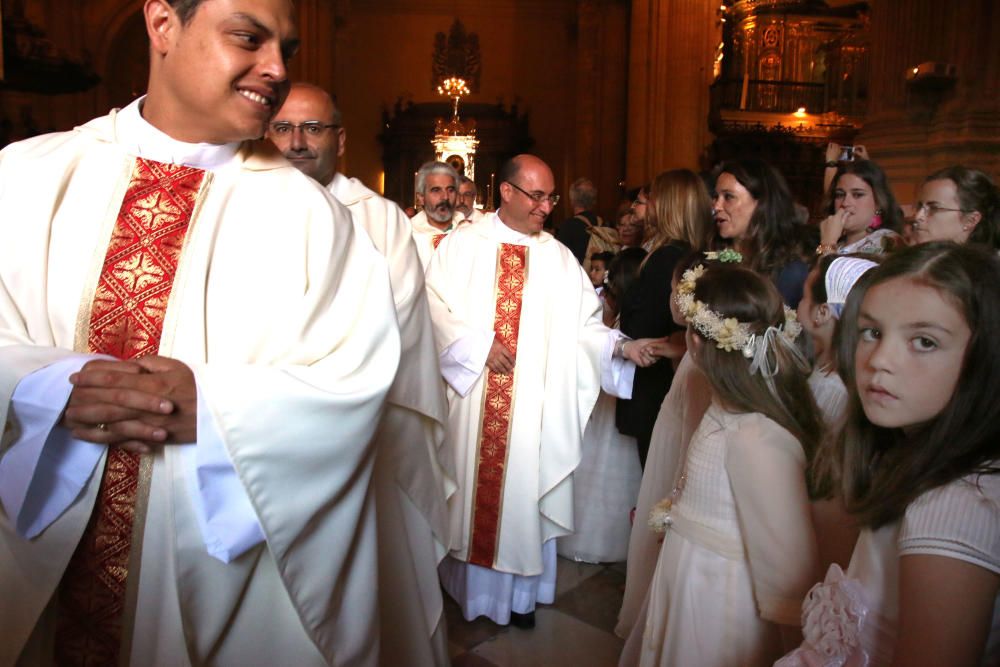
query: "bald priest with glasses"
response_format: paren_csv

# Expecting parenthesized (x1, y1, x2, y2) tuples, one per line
(424, 154, 657, 629)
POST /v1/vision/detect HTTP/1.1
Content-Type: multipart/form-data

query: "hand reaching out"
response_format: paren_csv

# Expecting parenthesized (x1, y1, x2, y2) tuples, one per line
(623, 338, 661, 368)
(645, 336, 687, 360)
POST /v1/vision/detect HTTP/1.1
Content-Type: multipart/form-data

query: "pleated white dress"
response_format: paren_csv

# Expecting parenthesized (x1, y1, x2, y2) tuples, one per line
(558, 390, 643, 563)
(621, 404, 818, 667)
(615, 354, 711, 638)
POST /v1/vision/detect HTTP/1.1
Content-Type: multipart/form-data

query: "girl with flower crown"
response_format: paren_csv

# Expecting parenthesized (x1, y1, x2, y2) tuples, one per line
(780, 242, 1000, 667)
(616, 250, 714, 640)
(620, 263, 823, 667)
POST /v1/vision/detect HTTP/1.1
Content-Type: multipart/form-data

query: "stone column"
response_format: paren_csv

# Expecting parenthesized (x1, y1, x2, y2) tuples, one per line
(289, 0, 340, 93)
(572, 0, 630, 218)
(857, 0, 1000, 203)
(626, 0, 718, 186)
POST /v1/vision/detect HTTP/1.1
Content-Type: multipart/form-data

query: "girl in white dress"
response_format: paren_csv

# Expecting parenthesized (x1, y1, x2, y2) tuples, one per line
(616, 251, 713, 639)
(799, 255, 880, 571)
(781, 242, 1000, 666)
(622, 261, 823, 666)
(559, 248, 646, 563)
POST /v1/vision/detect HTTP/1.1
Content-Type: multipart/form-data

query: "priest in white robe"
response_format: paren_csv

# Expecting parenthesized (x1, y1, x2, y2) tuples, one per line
(457, 175, 488, 225)
(0, 2, 397, 665)
(268, 82, 456, 666)
(425, 154, 655, 627)
(411, 161, 466, 269)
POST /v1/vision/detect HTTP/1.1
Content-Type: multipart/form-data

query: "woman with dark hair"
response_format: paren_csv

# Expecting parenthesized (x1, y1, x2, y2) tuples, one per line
(816, 160, 903, 256)
(617, 169, 713, 467)
(711, 158, 810, 307)
(911, 165, 1000, 250)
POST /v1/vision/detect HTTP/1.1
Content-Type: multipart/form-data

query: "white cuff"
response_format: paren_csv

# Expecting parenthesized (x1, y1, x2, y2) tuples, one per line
(440, 329, 496, 397)
(0, 355, 264, 560)
(183, 379, 264, 563)
(0, 355, 105, 538)
(602, 329, 635, 399)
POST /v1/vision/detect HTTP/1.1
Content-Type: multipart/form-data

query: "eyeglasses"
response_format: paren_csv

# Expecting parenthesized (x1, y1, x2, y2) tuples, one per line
(507, 181, 560, 206)
(914, 202, 967, 217)
(269, 121, 340, 137)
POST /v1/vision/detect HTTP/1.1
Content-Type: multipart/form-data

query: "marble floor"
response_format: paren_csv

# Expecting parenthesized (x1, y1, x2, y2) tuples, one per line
(445, 557, 627, 667)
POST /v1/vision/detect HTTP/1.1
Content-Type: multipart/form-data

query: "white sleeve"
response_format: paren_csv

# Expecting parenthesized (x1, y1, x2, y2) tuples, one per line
(439, 329, 495, 397)
(0, 355, 105, 538)
(0, 355, 263, 561)
(182, 378, 264, 563)
(899, 474, 1000, 576)
(601, 328, 635, 399)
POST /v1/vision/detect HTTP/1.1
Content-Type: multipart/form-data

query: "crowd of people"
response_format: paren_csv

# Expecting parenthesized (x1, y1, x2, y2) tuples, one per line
(0, 1, 997, 666)
(556, 156, 1000, 666)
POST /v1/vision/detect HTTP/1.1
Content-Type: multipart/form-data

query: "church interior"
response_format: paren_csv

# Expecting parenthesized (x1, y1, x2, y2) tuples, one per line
(2, 0, 997, 223)
(1, 1, 998, 665)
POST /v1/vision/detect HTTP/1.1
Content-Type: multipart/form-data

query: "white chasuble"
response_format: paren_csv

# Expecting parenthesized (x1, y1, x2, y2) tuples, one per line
(0, 110, 400, 667)
(329, 173, 454, 666)
(424, 214, 606, 577)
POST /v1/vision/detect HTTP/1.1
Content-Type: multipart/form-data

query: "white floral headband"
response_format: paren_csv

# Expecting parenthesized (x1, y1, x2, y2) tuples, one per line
(674, 263, 803, 378)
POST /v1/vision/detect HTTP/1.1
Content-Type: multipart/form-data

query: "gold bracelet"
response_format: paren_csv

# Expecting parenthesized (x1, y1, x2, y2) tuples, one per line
(815, 243, 838, 256)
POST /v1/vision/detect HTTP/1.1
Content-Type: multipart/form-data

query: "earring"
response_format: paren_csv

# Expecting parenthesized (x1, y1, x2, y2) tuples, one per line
(869, 209, 883, 230)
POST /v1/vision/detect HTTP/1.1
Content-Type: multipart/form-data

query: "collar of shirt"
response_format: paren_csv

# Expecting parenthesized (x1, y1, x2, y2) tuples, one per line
(328, 171, 350, 200)
(116, 97, 241, 172)
(492, 211, 533, 245)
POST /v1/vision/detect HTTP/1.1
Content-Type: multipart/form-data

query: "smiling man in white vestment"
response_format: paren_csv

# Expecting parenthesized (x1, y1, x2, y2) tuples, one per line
(0, 1, 400, 666)
(425, 154, 654, 628)
(268, 82, 456, 666)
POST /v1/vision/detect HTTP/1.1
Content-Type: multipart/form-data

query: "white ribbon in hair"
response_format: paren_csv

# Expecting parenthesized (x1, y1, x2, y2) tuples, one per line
(825, 257, 878, 318)
(742, 325, 809, 396)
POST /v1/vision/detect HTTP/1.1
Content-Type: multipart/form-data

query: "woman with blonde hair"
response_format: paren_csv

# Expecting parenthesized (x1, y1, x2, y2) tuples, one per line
(617, 169, 714, 466)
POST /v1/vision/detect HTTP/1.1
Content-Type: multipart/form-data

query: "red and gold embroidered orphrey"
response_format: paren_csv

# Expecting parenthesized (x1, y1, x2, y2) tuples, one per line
(55, 158, 206, 666)
(468, 243, 527, 568)
(432, 232, 447, 249)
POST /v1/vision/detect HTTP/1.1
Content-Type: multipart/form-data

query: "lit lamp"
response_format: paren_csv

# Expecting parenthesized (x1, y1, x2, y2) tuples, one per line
(432, 76, 479, 182)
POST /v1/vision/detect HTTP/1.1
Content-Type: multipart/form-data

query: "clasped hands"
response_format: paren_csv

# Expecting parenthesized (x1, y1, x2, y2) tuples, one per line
(484, 336, 670, 375)
(60, 355, 197, 454)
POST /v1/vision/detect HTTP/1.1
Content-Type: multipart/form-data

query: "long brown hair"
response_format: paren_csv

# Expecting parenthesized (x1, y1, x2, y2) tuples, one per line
(824, 159, 903, 233)
(712, 158, 808, 281)
(820, 242, 1000, 527)
(645, 169, 714, 260)
(691, 264, 823, 476)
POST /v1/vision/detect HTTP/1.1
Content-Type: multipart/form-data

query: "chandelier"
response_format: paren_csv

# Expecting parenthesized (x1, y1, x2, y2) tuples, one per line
(432, 76, 479, 181)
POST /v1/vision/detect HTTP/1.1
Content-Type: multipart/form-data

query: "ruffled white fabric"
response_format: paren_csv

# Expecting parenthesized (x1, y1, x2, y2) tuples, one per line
(776, 564, 872, 667)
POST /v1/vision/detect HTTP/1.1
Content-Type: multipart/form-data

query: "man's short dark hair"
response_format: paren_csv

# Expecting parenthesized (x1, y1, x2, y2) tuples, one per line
(497, 157, 521, 187)
(170, 0, 205, 24)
